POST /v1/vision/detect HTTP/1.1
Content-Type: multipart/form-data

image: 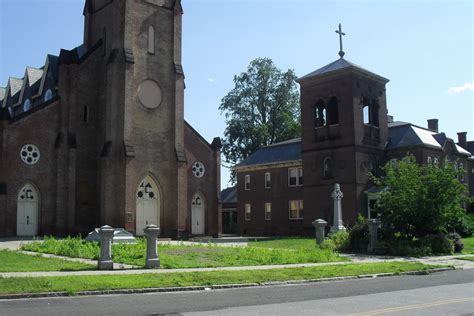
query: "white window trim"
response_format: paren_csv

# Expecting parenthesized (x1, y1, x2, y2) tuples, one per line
(288, 200, 304, 220)
(244, 203, 251, 221)
(288, 167, 303, 187)
(264, 202, 271, 221)
(244, 174, 250, 190)
(264, 172, 271, 189)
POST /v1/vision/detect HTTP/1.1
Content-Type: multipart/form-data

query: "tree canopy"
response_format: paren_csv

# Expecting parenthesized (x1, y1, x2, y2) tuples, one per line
(219, 58, 300, 172)
(373, 156, 468, 239)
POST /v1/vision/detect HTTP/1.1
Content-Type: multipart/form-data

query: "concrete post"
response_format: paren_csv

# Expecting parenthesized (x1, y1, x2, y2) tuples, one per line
(98, 225, 114, 270)
(367, 219, 381, 253)
(144, 224, 160, 268)
(312, 219, 328, 245)
(330, 183, 346, 233)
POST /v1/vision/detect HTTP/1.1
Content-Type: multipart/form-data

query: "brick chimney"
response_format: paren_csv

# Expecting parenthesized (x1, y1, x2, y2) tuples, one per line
(427, 119, 438, 132)
(457, 132, 467, 149)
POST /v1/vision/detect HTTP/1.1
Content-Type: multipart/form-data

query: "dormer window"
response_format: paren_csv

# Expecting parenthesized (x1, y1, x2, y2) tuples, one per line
(23, 99, 31, 112)
(44, 89, 53, 102)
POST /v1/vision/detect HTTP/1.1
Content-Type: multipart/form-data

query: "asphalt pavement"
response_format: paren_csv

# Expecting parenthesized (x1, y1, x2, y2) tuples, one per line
(1, 268, 473, 315)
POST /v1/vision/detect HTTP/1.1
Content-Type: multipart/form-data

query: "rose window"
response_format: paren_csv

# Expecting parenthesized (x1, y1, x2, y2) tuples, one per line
(192, 161, 205, 178)
(20, 144, 40, 165)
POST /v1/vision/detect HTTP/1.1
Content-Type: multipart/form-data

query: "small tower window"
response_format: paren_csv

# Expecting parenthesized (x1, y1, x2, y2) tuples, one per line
(314, 100, 326, 127)
(44, 89, 53, 102)
(362, 97, 380, 127)
(327, 97, 339, 125)
(323, 157, 333, 179)
(23, 99, 31, 112)
(148, 25, 155, 54)
(83, 105, 89, 123)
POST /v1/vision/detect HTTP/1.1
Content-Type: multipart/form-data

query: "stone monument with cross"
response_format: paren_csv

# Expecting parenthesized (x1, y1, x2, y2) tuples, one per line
(330, 183, 346, 233)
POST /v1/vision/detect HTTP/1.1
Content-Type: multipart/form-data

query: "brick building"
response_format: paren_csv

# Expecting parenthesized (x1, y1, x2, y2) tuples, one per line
(0, 0, 222, 238)
(235, 57, 473, 236)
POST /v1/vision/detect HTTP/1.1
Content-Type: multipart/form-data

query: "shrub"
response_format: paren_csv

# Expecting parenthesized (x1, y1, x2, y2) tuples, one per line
(320, 239, 336, 252)
(447, 232, 464, 253)
(348, 215, 369, 252)
(385, 237, 432, 257)
(425, 234, 454, 255)
(447, 213, 474, 238)
(327, 230, 350, 251)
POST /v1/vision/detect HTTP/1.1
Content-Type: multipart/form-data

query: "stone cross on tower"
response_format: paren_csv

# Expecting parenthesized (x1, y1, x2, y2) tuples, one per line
(335, 23, 346, 58)
(331, 183, 346, 232)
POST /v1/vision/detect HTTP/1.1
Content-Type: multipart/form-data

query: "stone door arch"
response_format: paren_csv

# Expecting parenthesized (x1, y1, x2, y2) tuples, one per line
(136, 176, 160, 236)
(191, 193, 205, 235)
(17, 183, 39, 236)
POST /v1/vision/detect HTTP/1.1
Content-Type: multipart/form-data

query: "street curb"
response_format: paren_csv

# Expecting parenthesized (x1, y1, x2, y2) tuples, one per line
(0, 267, 454, 300)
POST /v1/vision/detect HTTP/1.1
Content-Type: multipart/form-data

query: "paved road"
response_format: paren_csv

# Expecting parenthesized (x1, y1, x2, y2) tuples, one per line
(1, 269, 473, 316)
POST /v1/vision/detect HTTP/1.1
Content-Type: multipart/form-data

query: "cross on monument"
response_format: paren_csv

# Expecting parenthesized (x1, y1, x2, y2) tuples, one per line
(335, 23, 346, 58)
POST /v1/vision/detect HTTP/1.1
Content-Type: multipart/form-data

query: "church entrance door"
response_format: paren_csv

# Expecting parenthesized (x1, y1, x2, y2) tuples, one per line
(17, 183, 39, 236)
(191, 194, 205, 235)
(136, 176, 160, 236)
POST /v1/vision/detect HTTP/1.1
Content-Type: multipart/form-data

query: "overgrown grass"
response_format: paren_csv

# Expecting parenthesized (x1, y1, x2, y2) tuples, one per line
(462, 236, 474, 254)
(0, 249, 94, 272)
(248, 238, 316, 250)
(0, 262, 444, 295)
(22, 236, 346, 268)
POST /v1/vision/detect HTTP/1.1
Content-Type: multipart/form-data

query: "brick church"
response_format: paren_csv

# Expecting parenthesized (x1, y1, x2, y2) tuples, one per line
(234, 32, 474, 236)
(0, 0, 222, 238)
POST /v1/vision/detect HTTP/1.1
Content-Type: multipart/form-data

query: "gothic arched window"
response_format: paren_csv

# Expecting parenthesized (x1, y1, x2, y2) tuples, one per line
(148, 25, 155, 54)
(44, 89, 53, 102)
(23, 99, 31, 112)
(327, 97, 339, 125)
(313, 100, 326, 127)
(323, 157, 333, 179)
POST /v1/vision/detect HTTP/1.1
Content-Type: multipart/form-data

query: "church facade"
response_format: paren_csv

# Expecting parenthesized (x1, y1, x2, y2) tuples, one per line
(235, 53, 473, 236)
(0, 0, 222, 238)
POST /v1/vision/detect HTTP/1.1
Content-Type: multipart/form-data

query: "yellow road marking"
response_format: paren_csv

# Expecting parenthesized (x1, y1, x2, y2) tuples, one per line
(347, 297, 474, 315)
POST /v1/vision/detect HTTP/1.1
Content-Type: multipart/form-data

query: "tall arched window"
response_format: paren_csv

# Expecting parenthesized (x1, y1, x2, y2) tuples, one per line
(323, 157, 333, 179)
(362, 97, 370, 125)
(148, 25, 155, 54)
(327, 96, 339, 125)
(23, 99, 31, 112)
(362, 97, 380, 127)
(313, 100, 326, 127)
(44, 89, 53, 102)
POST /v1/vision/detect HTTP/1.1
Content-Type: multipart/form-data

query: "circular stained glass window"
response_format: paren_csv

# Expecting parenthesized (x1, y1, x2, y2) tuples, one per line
(192, 161, 205, 178)
(20, 144, 40, 165)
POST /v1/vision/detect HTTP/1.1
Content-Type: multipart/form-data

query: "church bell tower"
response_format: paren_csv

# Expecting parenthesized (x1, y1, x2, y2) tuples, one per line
(83, 0, 186, 237)
(297, 24, 389, 226)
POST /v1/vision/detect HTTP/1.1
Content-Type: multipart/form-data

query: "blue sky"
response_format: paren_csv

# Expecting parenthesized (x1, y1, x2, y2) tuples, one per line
(1, 0, 472, 188)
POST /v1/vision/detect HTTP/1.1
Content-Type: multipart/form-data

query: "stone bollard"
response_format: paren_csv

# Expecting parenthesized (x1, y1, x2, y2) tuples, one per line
(144, 224, 160, 269)
(98, 225, 114, 270)
(367, 219, 381, 253)
(312, 219, 328, 245)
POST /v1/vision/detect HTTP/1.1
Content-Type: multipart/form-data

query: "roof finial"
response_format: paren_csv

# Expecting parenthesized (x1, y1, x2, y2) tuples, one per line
(335, 23, 346, 58)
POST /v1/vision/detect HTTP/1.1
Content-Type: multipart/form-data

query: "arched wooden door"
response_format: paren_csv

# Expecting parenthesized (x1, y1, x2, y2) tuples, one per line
(136, 176, 160, 236)
(17, 183, 39, 236)
(191, 193, 205, 235)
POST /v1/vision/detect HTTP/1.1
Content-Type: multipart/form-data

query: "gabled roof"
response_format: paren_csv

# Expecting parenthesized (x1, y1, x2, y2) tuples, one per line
(298, 58, 389, 83)
(0, 87, 5, 104)
(221, 186, 237, 204)
(26, 67, 43, 86)
(8, 77, 23, 97)
(236, 138, 302, 168)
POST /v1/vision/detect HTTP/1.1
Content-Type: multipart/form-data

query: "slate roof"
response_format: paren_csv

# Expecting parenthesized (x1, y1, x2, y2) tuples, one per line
(9, 77, 23, 96)
(298, 58, 389, 82)
(0, 87, 5, 104)
(387, 121, 471, 156)
(236, 138, 302, 168)
(221, 187, 237, 204)
(26, 67, 44, 86)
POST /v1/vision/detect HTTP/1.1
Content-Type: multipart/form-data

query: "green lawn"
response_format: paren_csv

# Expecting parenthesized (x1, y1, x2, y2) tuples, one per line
(21, 237, 346, 268)
(0, 249, 94, 272)
(462, 236, 474, 254)
(0, 262, 444, 295)
(249, 238, 316, 250)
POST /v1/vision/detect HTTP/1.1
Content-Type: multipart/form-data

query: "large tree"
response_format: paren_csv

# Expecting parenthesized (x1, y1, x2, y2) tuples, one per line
(373, 156, 468, 239)
(219, 58, 300, 172)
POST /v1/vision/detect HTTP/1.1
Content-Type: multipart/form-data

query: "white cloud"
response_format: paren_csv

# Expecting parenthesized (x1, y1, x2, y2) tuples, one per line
(207, 77, 214, 83)
(448, 82, 474, 94)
